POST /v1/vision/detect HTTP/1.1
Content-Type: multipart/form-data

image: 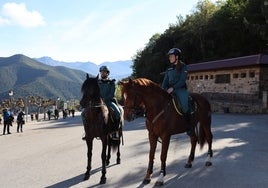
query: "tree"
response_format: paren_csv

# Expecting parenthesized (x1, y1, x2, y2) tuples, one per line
(131, 0, 267, 82)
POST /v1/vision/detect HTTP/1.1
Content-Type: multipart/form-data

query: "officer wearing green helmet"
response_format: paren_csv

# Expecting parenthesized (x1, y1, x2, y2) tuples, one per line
(99, 65, 121, 139)
(161, 48, 193, 136)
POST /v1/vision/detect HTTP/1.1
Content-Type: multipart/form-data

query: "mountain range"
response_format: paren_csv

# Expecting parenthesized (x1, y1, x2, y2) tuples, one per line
(35, 57, 133, 81)
(0, 54, 132, 101)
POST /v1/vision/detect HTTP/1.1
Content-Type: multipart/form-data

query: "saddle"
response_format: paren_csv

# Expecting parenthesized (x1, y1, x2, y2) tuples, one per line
(171, 95, 196, 115)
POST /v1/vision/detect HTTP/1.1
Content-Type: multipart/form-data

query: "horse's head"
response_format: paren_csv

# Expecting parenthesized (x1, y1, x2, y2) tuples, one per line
(80, 74, 101, 108)
(120, 78, 144, 121)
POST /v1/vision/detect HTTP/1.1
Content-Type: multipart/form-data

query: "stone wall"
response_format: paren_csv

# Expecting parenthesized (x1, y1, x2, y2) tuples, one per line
(187, 66, 268, 113)
(187, 67, 260, 95)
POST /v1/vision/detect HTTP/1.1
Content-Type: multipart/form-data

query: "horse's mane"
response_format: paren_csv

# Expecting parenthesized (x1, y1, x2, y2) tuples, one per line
(81, 75, 101, 98)
(132, 78, 170, 98)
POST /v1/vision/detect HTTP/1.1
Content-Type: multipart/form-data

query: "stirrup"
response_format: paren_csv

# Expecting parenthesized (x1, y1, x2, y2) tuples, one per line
(186, 128, 194, 136)
(110, 131, 120, 140)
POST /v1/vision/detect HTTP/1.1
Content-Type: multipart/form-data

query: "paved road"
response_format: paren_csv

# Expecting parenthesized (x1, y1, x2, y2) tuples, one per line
(0, 113, 267, 188)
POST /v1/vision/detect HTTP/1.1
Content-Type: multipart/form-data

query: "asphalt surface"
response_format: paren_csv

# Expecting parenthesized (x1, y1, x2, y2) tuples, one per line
(0, 113, 267, 188)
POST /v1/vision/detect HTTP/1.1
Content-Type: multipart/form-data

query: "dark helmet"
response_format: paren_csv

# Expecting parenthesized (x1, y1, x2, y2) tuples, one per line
(167, 48, 182, 59)
(99, 65, 110, 74)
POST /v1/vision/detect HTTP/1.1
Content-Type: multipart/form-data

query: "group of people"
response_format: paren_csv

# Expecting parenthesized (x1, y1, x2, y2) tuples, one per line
(47, 108, 75, 120)
(81, 47, 192, 140)
(1, 109, 25, 135)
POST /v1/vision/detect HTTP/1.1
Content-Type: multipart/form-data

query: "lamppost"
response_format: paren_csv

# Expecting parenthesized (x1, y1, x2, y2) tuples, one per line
(57, 97, 61, 109)
(8, 90, 13, 113)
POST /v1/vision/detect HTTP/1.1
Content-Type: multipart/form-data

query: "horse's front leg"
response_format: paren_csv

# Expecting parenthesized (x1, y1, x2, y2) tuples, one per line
(106, 141, 111, 166)
(84, 139, 93, 180)
(143, 132, 158, 185)
(155, 136, 171, 186)
(185, 135, 198, 168)
(100, 139, 108, 184)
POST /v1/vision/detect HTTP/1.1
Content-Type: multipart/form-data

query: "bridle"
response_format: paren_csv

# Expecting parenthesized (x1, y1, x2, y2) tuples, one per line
(123, 91, 167, 126)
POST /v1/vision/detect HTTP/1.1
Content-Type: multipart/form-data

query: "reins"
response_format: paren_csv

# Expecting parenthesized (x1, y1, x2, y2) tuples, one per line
(171, 97, 183, 116)
(84, 100, 106, 109)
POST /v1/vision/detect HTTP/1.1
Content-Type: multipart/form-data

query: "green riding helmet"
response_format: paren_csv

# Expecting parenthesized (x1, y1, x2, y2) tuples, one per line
(99, 65, 110, 74)
(168, 48, 182, 59)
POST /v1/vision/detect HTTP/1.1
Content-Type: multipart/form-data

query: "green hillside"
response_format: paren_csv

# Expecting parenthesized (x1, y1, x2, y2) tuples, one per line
(0, 54, 88, 101)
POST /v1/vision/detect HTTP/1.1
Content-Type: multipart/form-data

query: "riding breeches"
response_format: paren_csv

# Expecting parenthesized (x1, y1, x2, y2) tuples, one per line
(106, 101, 120, 120)
(174, 88, 189, 113)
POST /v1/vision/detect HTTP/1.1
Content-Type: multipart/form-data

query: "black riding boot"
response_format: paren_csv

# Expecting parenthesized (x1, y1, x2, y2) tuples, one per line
(184, 111, 194, 136)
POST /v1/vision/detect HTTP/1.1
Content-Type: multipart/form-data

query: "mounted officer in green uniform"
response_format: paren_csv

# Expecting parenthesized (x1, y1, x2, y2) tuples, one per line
(98, 65, 121, 139)
(161, 48, 193, 136)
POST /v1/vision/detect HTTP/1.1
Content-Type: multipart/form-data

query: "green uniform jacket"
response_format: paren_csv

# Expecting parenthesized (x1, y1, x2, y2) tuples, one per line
(98, 78, 120, 119)
(161, 62, 189, 113)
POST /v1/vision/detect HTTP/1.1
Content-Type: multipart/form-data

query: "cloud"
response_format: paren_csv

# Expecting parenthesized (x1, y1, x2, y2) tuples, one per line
(0, 2, 45, 27)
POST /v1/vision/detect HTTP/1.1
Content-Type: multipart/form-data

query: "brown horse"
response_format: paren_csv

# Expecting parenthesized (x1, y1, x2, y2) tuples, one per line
(120, 78, 213, 186)
(80, 74, 124, 184)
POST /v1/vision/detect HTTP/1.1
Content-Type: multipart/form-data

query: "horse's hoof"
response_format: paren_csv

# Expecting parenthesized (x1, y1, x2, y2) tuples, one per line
(84, 174, 90, 181)
(155, 181, 164, 186)
(143, 178, 151, 184)
(205, 161, 212, 166)
(105, 161, 110, 166)
(100, 177, 106, 184)
(184, 163, 192, 168)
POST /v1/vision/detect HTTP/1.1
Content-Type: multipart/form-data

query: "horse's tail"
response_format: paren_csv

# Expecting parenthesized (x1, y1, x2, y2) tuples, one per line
(108, 126, 123, 152)
(191, 93, 212, 150)
(109, 138, 120, 152)
(198, 115, 211, 149)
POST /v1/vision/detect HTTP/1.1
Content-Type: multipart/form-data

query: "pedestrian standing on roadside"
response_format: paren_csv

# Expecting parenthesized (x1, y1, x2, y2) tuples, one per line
(2, 108, 12, 135)
(17, 110, 25, 133)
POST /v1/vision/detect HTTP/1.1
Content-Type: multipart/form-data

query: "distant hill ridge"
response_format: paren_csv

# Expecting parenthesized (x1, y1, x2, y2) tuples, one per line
(0, 54, 132, 101)
(0, 54, 87, 100)
(35, 56, 133, 81)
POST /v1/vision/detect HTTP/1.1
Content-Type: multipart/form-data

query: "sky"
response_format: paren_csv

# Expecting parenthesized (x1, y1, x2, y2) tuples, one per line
(0, 0, 212, 64)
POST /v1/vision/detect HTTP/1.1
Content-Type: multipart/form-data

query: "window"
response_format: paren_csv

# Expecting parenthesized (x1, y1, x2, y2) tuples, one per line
(249, 71, 255, 78)
(210, 75, 214, 79)
(215, 74, 230, 83)
(233, 73, 239, 78)
(241, 72, 247, 78)
(205, 75, 209, 80)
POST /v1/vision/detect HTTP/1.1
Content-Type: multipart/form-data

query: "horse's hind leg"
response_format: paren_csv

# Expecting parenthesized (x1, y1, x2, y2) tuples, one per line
(116, 128, 122, 164)
(116, 143, 121, 164)
(202, 116, 213, 166)
(185, 135, 198, 168)
(205, 130, 213, 166)
(106, 143, 111, 166)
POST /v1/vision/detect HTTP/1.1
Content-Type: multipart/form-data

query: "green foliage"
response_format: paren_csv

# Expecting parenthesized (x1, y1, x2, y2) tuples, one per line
(131, 0, 267, 83)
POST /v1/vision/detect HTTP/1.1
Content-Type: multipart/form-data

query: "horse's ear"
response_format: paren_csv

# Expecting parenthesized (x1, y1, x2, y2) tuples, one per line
(118, 80, 125, 86)
(86, 73, 90, 79)
(96, 74, 99, 80)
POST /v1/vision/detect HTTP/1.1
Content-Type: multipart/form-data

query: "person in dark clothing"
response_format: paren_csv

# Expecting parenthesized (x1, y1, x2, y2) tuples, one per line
(2, 108, 12, 135)
(47, 110, 52, 120)
(17, 111, 25, 133)
(98, 65, 121, 139)
(161, 48, 193, 136)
